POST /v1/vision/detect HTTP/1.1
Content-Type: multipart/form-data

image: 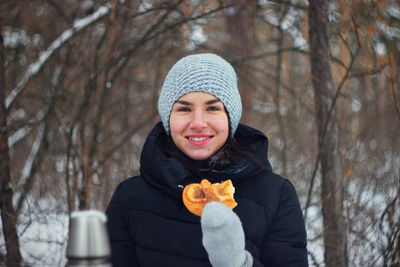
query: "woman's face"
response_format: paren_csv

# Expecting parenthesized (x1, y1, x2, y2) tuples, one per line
(169, 92, 229, 161)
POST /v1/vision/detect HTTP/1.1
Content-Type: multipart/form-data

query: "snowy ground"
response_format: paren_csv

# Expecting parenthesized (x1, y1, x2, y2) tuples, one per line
(0, 198, 69, 267)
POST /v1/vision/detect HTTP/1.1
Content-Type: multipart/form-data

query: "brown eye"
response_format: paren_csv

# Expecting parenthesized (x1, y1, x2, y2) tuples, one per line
(176, 107, 191, 112)
(207, 106, 221, 111)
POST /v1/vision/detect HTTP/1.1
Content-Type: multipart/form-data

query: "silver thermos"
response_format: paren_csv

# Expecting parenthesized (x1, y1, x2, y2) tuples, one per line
(66, 210, 112, 267)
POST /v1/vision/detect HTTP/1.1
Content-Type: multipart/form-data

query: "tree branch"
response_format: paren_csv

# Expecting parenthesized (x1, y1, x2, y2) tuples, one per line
(5, 3, 111, 110)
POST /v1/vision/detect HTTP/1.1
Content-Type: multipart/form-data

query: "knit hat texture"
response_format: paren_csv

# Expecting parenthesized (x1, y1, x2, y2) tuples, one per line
(158, 53, 242, 135)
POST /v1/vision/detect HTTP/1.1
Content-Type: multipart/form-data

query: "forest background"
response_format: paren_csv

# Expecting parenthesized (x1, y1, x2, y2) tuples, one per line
(0, 0, 399, 266)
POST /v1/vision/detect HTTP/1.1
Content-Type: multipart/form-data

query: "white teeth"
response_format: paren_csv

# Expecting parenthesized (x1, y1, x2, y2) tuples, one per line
(189, 137, 209, 142)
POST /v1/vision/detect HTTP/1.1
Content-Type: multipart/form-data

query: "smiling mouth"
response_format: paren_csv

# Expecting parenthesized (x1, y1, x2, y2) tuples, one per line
(187, 136, 212, 142)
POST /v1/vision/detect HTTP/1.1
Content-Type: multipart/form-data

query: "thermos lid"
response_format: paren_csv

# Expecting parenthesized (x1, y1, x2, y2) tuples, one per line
(66, 210, 111, 259)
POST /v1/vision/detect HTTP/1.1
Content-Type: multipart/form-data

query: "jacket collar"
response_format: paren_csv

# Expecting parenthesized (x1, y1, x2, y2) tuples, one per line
(140, 122, 272, 200)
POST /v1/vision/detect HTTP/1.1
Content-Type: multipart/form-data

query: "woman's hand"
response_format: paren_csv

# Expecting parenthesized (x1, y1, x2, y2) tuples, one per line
(200, 202, 253, 267)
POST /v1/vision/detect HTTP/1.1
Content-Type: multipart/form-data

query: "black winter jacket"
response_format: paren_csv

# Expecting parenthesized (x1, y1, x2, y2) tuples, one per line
(106, 122, 308, 267)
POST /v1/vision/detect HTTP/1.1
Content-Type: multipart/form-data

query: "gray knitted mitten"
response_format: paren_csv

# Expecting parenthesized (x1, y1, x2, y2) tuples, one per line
(201, 202, 253, 267)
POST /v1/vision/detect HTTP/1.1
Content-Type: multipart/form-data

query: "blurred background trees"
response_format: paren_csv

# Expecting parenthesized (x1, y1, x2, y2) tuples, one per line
(0, 0, 399, 266)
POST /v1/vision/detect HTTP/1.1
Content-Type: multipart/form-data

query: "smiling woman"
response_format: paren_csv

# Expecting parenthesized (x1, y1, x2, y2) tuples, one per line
(169, 92, 229, 160)
(106, 53, 308, 267)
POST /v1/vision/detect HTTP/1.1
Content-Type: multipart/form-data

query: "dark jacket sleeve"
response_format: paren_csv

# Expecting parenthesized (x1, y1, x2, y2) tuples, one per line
(106, 183, 140, 267)
(258, 179, 308, 267)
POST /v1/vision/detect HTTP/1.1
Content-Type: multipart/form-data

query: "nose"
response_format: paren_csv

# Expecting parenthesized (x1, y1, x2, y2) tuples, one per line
(189, 110, 207, 129)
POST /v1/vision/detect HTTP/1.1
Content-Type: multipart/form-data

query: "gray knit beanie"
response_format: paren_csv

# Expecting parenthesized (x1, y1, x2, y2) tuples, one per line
(158, 53, 242, 135)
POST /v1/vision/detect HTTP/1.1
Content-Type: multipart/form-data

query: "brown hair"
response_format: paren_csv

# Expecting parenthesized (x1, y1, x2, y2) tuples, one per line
(163, 134, 261, 178)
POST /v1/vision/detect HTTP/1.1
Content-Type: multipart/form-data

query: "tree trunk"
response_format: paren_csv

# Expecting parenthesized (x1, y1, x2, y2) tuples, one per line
(225, 0, 257, 124)
(308, 1, 347, 266)
(0, 20, 23, 267)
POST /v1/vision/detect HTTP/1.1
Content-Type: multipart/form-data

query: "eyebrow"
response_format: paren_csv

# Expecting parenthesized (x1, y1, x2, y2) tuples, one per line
(174, 99, 222, 105)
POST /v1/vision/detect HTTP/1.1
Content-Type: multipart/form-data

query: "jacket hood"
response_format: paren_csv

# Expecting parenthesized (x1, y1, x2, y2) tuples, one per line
(140, 122, 272, 199)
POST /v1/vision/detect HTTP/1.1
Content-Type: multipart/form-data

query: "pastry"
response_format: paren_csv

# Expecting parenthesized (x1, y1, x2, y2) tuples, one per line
(182, 179, 238, 216)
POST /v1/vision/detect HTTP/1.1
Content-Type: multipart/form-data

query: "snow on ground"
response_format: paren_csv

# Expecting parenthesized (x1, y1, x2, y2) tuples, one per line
(0, 198, 69, 267)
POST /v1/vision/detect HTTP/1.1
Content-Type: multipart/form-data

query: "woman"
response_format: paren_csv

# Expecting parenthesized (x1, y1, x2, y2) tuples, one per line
(106, 53, 308, 266)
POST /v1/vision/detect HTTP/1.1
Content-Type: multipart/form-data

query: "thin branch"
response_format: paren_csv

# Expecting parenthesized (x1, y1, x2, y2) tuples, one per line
(97, 112, 158, 167)
(304, 155, 320, 221)
(266, 0, 308, 10)
(230, 47, 308, 64)
(106, 2, 231, 99)
(112, 1, 230, 67)
(308, 250, 322, 267)
(5, 3, 111, 109)
(349, 64, 387, 78)
(388, 53, 400, 122)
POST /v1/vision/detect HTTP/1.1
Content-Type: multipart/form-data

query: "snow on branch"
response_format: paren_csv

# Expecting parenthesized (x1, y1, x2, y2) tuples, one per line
(7, 109, 46, 148)
(5, 3, 111, 109)
(18, 124, 45, 189)
(13, 123, 47, 211)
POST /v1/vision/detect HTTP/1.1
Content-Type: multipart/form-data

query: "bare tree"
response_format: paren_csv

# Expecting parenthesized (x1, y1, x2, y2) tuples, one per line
(0, 18, 22, 267)
(308, 0, 347, 266)
(380, 186, 400, 266)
